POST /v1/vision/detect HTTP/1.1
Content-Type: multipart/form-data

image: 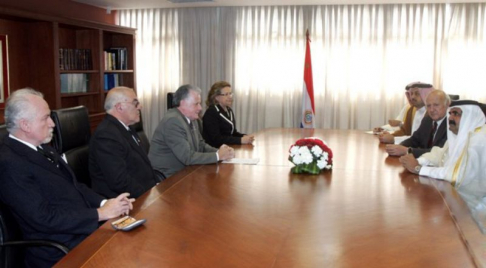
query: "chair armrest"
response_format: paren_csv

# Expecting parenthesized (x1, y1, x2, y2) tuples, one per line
(1, 240, 69, 254)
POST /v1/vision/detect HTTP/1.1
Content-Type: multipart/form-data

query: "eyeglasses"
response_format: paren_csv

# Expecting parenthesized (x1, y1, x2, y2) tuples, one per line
(449, 110, 462, 117)
(219, 92, 233, 97)
(119, 99, 140, 108)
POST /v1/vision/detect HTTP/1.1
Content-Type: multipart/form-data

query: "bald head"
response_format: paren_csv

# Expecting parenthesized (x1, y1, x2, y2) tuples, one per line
(104, 87, 141, 126)
(426, 90, 450, 122)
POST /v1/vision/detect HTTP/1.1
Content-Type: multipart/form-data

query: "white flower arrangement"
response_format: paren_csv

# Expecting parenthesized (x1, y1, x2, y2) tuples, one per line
(288, 137, 333, 174)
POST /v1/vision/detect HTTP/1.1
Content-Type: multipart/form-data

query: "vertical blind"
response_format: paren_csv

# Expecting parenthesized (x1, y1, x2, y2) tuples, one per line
(118, 4, 486, 137)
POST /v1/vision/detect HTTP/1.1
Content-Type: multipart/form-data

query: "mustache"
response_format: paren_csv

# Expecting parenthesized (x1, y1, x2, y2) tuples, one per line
(449, 120, 456, 126)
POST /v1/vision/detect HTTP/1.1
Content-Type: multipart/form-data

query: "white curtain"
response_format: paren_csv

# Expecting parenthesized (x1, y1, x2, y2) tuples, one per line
(118, 3, 486, 138)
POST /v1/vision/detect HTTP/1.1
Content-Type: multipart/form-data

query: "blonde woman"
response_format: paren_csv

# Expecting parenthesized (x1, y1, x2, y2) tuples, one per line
(202, 81, 254, 147)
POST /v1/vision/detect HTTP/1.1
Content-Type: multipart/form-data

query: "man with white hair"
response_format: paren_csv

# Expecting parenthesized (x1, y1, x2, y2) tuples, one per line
(385, 89, 450, 157)
(399, 100, 486, 181)
(149, 84, 235, 178)
(0, 88, 134, 267)
(90, 86, 161, 199)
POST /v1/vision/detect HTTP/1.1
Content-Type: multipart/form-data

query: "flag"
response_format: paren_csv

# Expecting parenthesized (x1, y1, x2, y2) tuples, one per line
(301, 29, 315, 128)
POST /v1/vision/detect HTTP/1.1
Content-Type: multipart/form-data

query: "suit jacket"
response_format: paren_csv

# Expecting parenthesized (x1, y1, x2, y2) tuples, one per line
(89, 114, 158, 199)
(0, 136, 103, 268)
(148, 108, 218, 178)
(400, 115, 448, 158)
(202, 104, 245, 148)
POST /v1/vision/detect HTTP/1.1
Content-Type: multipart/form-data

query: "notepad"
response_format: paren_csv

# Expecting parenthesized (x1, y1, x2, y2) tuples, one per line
(222, 158, 260, 165)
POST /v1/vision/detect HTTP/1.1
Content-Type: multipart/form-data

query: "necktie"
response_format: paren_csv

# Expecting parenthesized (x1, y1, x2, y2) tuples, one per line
(38, 146, 59, 166)
(129, 129, 141, 146)
(427, 121, 438, 148)
(188, 121, 197, 148)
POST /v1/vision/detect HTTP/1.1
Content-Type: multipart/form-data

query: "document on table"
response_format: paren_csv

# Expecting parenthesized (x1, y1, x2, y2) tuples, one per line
(222, 158, 260, 165)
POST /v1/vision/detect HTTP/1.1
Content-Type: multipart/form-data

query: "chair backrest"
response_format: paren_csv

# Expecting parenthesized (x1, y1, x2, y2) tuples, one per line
(131, 117, 150, 153)
(167, 92, 175, 109)
(51, 106, 91, 187)
(449, 94, 460, 101)
(0, 125, 7, 143)
(0, 202, 26, 268)
(480, 103, 486, 119)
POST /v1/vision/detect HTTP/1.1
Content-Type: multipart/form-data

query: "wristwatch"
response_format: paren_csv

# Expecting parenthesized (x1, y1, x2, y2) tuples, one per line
(408, 147, 413, 154)
(414, 165, 422, 174)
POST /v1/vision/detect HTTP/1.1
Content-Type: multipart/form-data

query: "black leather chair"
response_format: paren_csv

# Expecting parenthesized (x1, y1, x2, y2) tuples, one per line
(51, 106, 91, 187)
(0, 202, 69, 268)
(131, 116, 150, 153)
(480, 103, 486, 118)
(167, 92, 175, 109)
(0, 125, 7, 140)
(449, 94, 460, 100)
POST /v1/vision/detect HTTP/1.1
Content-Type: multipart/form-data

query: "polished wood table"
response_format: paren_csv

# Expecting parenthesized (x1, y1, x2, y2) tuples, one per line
(56, 128, 486, 267)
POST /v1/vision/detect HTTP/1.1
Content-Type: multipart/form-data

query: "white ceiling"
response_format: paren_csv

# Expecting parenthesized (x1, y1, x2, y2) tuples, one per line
(72, 0, 486, 11)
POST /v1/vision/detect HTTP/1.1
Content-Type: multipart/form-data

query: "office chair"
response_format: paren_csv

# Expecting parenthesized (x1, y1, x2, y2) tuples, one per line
(480, 103, 486, 118)
(0, 125, 7, 140)
(167, 92, 175, 109)
(51, 106, 92, 187)
(0, 202, 69, 268)
(449, 94, 460, 101)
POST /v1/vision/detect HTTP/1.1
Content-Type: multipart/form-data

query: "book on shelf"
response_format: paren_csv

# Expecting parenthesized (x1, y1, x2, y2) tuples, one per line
(59, 48, 93, 70)
(104, 47, 128, 70)
(104, 73, 124, 91)
(60, 74, 89, 93)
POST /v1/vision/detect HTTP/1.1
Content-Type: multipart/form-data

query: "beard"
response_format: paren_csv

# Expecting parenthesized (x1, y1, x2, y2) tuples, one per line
(42, 129, 54, 144)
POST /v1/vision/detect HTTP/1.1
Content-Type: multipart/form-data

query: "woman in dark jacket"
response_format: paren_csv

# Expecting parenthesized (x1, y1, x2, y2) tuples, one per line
(202, 81, 254, 147)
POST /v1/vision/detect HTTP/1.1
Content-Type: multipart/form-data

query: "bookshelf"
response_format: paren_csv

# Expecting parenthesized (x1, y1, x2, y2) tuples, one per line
(0, 7, 136, 128)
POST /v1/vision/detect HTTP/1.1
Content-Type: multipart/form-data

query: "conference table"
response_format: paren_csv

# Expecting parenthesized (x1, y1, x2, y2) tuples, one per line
(56, 128, 486, 267)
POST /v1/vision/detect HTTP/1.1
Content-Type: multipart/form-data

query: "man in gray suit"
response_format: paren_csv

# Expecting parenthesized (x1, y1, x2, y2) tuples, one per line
(149, 85, 234, 177)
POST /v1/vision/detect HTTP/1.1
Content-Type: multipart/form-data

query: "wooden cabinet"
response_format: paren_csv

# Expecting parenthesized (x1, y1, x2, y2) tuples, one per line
(0, 7, 136, 128)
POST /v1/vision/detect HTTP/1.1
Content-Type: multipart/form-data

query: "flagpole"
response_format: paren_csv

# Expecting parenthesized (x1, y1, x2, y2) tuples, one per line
(301, 29, 315, 129)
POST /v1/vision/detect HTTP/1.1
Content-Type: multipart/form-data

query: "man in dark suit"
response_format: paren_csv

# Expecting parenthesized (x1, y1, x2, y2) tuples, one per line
(90, 87, 161, 199)
(149, 84, 235, 178)
(386, 89, 450, 157)
(0, 88, 134, 267)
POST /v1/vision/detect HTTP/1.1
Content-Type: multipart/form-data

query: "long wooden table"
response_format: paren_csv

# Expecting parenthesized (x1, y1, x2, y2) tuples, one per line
(55, 128, 486, 267)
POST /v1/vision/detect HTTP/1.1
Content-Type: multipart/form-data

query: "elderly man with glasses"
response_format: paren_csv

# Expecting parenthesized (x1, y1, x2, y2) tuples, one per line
(89, 86, 162, 199)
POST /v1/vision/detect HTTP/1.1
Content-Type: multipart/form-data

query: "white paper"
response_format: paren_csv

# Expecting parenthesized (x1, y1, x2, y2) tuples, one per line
(222, 158, 260, 165)
(394, 135, 410, 144)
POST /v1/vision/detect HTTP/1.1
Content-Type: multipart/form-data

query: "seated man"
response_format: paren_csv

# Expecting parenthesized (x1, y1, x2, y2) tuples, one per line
(90, 87, 161, 199)
(0, 88, 134, 267)
(399, 100, 486, 181)
(379, 82, 433, 144)
(385, 90, 450, 157)
(149, 84, 235, 178)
